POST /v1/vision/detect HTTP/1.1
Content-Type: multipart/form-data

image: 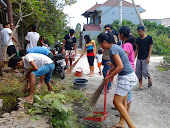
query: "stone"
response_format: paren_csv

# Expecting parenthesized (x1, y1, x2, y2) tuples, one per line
(1, 113, 10, 118)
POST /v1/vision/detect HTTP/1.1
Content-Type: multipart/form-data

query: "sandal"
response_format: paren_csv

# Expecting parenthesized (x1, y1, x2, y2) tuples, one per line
(18, 97, 34, 104)
(148, 81, 152, 87)
(110, 125, 125, 128)
(135, 87, 144, 91)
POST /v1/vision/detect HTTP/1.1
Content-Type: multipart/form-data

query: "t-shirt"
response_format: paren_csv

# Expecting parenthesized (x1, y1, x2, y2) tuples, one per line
(64, 34, 77, 50)
(122, 43, 135, 71)
(96, 54, 102, 63)
(110, 44, 134, 76)
(136, 35, 153, 59)
(0, 28, 14, 46)
(22, 53, 53, 70)
(25, 32, 40, 50)
(86, 40, 95, 56)
(26, 46, 50, 56)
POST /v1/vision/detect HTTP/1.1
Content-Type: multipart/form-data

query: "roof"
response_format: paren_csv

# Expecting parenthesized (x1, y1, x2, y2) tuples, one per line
(83, 0, 139, 14)
(83, 24, 101, 31)
(86, 4, 102, 12)
(103, 0, 139, 7)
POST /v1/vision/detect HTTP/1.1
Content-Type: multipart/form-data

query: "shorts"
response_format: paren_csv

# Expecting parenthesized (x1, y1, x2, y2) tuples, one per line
(135, 59, 150, 79)
(7, 45, 17, 57)
(65, 50, 75, 60)
(87, 56, 94, 66)
(115, 72, 137, 96)
(98, 62, 102, 67)
(32, 63, 55, 83)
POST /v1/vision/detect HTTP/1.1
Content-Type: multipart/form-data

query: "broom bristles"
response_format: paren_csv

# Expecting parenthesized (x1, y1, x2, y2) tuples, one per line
(67, 54, 83, 74)
(90, 80, 105, 106)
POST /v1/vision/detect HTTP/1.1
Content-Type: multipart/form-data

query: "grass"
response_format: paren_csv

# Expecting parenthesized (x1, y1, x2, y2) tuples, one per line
(157, 66, 170, 71)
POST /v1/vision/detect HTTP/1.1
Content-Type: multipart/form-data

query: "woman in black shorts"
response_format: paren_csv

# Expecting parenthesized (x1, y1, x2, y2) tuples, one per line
(81, 35, 96, 77)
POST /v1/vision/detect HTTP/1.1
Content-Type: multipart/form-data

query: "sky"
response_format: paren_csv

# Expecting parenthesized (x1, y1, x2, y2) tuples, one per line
(63, 0, 170, 29)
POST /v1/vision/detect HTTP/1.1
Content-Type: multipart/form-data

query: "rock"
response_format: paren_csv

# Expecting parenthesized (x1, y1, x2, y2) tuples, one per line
(1, 113, 10, 118)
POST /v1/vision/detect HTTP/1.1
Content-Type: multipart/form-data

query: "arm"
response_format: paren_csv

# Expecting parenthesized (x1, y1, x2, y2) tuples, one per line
(81, 45, 87, 56)
(105, 54, 123, 85)
(146, 45, 152, 63)
(25, 61, 38, 77)
(134, 44, 138, 58)
(74, 43, 77, 56)
(62, 40, 66, 54)
(93, 41, 96, 57)
(9, 33, 20, 47)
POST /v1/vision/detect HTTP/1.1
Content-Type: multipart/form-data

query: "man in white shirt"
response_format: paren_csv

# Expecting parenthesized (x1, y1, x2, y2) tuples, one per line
(25, 24, 40, 50)
(0, 22, 20, 56)
(8, 53, 55, 104)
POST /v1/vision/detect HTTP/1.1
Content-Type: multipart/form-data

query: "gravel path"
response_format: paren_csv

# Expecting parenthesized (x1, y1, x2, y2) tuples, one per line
(73, 52, 170, 128)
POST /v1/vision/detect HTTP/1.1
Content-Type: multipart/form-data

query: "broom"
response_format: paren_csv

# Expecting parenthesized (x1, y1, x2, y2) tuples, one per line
(90, 80, 106, 106)
(67, 54, 83, 74)
(90, 73, 110, 106)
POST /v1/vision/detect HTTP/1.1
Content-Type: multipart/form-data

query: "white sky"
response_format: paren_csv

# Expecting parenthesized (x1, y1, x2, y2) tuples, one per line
(63, 0, 170, 29)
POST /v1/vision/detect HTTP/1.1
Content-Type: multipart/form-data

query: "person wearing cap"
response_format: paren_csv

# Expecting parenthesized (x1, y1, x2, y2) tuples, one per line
(62, 29, 77, 67)
(135, 25, 153, 91)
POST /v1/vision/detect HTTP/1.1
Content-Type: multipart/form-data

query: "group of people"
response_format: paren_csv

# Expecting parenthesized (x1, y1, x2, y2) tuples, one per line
(1, 21, 153, 128)
(75, 24, 153, 128)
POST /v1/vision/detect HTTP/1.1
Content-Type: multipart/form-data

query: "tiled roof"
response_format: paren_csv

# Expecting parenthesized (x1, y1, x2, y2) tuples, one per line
(83, 24, 101, 31)
(103, 0, 139, 7)
(84, 0, 139, 13)
(86, 4, 102, 12)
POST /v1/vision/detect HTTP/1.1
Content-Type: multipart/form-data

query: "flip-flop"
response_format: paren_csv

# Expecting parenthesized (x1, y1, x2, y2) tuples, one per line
(111, 106, 117, 110)
(17, 97, 33, 104)
(135, 87, 144, 91)
(110, 125, 125, 128)
(148, 81, 152, 87)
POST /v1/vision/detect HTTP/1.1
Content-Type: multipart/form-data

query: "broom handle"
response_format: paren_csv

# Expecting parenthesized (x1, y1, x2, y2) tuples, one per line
(104, 73, 109, 114)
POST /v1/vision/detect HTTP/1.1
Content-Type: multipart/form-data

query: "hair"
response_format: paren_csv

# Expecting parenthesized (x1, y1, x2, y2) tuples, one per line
(31, 24, 36, 31)
(119, 26, 136, 51)
(19, 49, 26, 57)
(98, 49, 102, 54)
(69, 29, 75, 34)
(84, 35, 91, 44)
(8, 57, 22, 68)
(3, 22, 10, 28)
(97, 31, 115, 44)
(137, 25, 145, 31)
(104, 24, 118, 39)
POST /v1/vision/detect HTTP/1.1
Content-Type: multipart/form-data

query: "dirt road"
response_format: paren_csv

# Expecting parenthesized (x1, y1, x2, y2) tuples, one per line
(73, 51, 170, 128)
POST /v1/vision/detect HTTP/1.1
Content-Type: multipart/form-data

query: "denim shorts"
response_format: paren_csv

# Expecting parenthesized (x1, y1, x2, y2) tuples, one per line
(32, 63, 55, 83)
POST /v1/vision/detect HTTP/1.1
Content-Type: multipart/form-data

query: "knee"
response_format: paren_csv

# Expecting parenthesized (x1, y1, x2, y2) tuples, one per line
(29, 73, 35, 78)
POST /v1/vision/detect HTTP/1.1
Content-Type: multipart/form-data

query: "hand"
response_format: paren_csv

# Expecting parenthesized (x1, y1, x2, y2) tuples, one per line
(146, 57, 150, 63)
(104, 76, 111, 85)
(94, 53, 96, 57)
(107, 61, 114, 67)
(17, 43, 20, 47)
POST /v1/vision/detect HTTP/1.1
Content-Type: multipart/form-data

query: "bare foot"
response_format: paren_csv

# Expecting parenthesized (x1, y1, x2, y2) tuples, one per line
(18, 96, 34, 104)
(89, 74, 94, 77)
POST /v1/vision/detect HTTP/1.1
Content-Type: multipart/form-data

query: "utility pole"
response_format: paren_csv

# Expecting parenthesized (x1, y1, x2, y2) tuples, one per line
(131, 0, 144, 26)
(7, 0, 14, 30)
(119, 0, 122, 26)
(68, 17, 74, 28)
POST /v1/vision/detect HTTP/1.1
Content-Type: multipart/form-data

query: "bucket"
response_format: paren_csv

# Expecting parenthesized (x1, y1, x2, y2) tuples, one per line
(72, 79, 88, 90)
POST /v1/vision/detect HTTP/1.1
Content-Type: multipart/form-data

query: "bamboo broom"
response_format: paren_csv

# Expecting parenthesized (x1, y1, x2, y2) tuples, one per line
(90, 80, 106, 106)
(67, 54, 83, 74)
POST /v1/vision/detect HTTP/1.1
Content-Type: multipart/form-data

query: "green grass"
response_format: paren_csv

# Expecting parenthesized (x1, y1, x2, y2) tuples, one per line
(157, 66, 170, 71)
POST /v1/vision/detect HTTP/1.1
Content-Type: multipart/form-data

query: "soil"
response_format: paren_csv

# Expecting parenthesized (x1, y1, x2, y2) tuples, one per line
(72, 52, 170, 128)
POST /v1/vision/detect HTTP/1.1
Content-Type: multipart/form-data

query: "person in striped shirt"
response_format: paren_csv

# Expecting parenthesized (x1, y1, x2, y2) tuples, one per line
(81, 35, 96, 77)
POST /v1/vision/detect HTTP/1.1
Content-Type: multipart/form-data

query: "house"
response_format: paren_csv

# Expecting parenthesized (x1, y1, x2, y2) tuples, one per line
(143, 18, 170, 27)
(81, 0, 145, 47)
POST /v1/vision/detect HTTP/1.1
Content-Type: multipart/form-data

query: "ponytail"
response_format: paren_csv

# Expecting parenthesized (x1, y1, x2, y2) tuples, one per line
(125, 35, 136, 51)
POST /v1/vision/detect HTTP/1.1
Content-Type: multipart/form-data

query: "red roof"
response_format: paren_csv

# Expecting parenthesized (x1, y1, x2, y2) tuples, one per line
(83, 24, 101, 31)
(87, 4, 102, 12)
(84, 0, 139, 13)
(103, 0, 139, 7)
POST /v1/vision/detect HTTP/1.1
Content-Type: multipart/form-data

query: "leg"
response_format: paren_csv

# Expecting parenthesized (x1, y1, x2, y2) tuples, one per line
(91, 66, 94, 75)
(46, 82, 53, 91)
(114, 93, 128, 128)
(113, 94, 136, 128)
(37, 75, 45, 87)
(28, 73, 36, 98)
(135, 59, 143, 90)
